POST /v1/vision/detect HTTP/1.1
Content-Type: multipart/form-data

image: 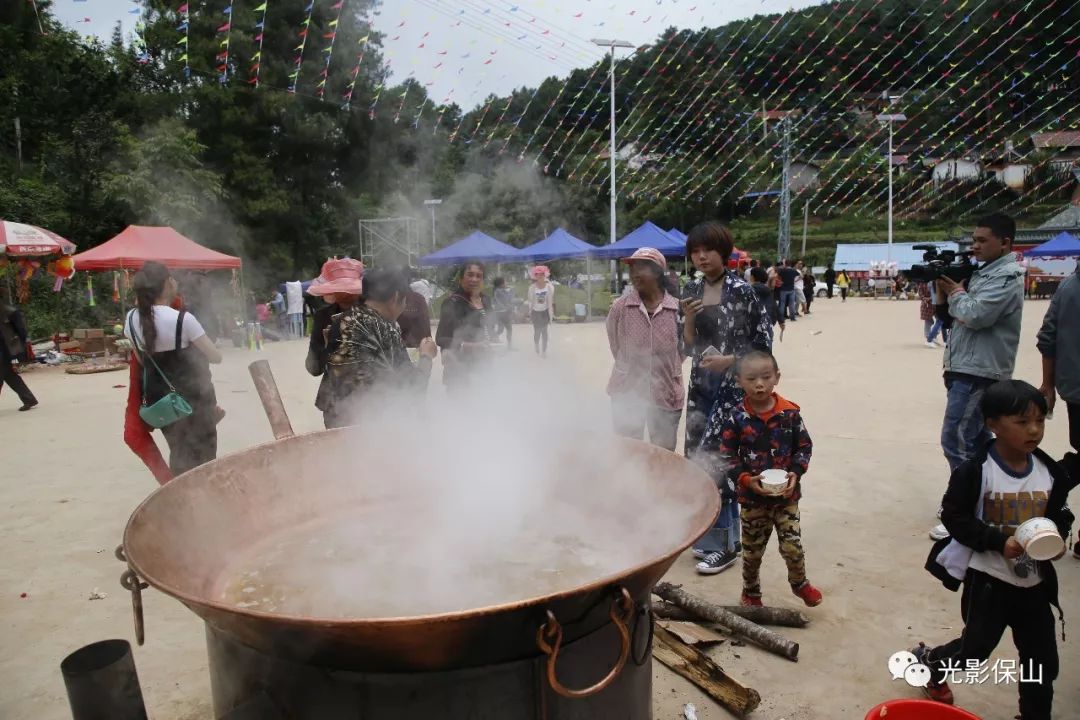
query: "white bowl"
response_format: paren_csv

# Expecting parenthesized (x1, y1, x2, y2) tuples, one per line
(760, 469, 789, 489)
(1014, 517, 1064, 561)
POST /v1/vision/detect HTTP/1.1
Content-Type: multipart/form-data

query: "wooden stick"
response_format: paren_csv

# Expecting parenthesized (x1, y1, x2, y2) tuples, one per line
(653, 624, 761, 717)
(653, 600, 809, 628)
(653, 583, 799, 662)
(248, 360, 295, 440)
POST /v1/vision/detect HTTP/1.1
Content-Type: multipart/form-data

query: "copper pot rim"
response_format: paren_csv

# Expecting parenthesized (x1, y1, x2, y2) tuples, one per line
(122, 432, 721, 628)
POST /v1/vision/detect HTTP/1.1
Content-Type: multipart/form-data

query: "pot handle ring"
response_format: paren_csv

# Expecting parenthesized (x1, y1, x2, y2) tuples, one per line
(536, 587, 634, 699)
(116, 545, 148, 646)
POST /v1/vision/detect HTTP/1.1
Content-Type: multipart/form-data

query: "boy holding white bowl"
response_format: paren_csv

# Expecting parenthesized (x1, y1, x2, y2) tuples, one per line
(915, 380, 1077, 717)
(702, 349, 822, 608)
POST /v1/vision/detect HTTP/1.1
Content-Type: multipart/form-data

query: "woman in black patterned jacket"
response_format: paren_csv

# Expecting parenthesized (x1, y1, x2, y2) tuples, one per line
(325, 269, 437, 428)
(679, 221, 773, 575)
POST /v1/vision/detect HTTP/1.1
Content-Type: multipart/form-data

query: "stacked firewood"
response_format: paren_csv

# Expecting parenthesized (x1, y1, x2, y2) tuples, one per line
(651, 582, 811, 718)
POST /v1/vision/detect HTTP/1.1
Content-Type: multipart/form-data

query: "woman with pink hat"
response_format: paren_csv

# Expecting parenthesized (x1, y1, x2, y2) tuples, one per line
(306, 258, 364, 429)
(605, 247, 683, 452)
(527, 265, 555, 357)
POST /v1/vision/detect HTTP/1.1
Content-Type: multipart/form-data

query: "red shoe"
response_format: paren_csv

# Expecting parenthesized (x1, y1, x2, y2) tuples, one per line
(911, 642, 954, 705)
(792, 581, 822, 607)
(740, 593, 763, 607)
(922, 679, 955, 705)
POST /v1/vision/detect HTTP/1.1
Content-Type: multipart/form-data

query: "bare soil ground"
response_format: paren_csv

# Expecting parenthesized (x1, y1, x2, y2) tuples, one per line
(1, 296, 1076, 719)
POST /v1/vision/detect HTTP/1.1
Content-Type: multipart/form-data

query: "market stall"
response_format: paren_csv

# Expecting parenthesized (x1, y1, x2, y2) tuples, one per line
(0, 220, 78, 303)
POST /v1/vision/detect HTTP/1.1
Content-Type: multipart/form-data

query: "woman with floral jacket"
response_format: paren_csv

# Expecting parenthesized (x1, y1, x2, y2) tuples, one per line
(679, 221, 773, 575)
(325, 269, 437, 428)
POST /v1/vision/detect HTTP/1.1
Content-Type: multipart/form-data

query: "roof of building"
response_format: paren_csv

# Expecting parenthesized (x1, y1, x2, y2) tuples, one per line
(1039, 204, 1080, 229)
(1031, 131, 1080, 150)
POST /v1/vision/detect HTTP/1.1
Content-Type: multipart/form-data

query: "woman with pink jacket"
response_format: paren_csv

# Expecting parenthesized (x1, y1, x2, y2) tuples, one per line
(605, 247, 684, 452)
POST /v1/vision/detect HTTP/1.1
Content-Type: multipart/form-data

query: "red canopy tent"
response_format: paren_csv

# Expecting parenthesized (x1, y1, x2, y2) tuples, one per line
(72, 226, 241, 271)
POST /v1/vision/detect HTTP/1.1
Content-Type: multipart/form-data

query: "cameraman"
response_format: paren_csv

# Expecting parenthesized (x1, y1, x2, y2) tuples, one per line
(929, 213, 1025, 541)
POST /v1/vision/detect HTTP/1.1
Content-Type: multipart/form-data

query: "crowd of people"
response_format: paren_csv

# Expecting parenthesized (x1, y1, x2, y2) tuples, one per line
(4, 208, 1072, 718)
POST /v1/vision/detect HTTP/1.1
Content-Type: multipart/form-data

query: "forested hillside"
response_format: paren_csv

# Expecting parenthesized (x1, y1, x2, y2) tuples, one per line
(2, 0, 1078, 286)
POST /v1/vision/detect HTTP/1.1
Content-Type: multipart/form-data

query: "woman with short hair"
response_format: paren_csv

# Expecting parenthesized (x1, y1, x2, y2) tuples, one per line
(325, 268, 437, 427)
(679, 221, 773, 575)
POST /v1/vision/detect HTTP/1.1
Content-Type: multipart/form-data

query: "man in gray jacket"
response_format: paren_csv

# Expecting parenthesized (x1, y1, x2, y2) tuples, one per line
(929, 213, 1025, 540)
(1037, 263, 1080, 451)
(1037, 263, 1080, 557)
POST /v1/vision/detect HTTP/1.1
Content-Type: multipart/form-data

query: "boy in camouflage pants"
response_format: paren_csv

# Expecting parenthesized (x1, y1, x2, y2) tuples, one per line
(711, 350, 822, 608)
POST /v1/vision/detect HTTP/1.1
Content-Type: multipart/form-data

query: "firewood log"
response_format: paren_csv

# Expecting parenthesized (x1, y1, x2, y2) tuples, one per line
(653, 583, 799, 662)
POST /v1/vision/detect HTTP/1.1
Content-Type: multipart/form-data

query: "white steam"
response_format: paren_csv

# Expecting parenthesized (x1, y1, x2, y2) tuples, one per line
(218, 354, 714, 619)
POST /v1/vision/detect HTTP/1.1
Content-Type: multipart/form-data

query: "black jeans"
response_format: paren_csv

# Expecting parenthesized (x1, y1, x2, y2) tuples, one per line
(1, 362, 37, 406)
(531, 311, 549, 354)
(928, 570, 1057, 720)
(160, 404, 218, 476)
(611, 395, 681, 452)
(496, 311, 513, 347)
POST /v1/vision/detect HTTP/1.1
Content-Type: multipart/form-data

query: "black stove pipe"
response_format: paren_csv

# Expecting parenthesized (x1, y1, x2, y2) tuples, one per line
(61, 639, 148, 720)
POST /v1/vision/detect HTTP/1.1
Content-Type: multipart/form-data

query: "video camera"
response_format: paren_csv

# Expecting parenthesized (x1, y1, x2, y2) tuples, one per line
(908, 244, 976, 285)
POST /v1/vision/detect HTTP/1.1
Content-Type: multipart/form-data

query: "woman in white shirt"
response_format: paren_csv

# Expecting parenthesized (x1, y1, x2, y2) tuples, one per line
(794, 260, 806, 315)
(125, 262, 223, 475)
(527, 266, 555, 357)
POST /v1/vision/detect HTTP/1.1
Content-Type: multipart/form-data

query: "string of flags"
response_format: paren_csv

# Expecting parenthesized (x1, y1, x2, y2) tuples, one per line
(248, 1, 268, 87)
(54, 0, 1078, 221)
(216, 2, 233, 83)
(289, 0, 317, 94)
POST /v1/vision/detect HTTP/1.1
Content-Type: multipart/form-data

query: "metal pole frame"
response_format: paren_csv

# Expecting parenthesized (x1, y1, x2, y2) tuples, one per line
(887, 118, 894, 264)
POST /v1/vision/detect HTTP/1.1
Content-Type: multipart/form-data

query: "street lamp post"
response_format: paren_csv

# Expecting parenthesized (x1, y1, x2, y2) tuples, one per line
(591, 38, 634, 284)
(876, 112, 906, 264)
(423, 199, 442, 252)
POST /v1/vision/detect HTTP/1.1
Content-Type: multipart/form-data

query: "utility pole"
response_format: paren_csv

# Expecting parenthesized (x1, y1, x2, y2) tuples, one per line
(591, 38, 635, 281)
(876, 112, 907, 264)
(14, 118, 22, 174)
(801, 200, 809, 257)
(777, 116, 792, 262)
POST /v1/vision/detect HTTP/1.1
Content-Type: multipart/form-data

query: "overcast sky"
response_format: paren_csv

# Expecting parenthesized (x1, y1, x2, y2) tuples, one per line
(54, 0, 825, 105)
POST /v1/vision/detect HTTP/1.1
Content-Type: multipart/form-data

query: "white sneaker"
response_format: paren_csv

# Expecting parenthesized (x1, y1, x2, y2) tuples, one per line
(929, 524, 950, 541)
(924, 340, 937, 349)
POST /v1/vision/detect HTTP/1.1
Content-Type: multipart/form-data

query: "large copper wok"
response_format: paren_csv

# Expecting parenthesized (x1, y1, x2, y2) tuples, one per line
(121, 362, 719, 680)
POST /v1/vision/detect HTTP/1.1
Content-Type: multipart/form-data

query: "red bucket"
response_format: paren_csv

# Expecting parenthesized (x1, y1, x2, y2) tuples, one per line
(864, 699, 982, 720)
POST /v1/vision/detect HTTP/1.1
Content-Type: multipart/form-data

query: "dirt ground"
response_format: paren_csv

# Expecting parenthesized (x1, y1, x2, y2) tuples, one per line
(1, 296, 1076, 720)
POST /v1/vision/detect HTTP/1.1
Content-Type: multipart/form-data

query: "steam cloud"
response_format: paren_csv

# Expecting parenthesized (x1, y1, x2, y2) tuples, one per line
(217, 355, 715, 619)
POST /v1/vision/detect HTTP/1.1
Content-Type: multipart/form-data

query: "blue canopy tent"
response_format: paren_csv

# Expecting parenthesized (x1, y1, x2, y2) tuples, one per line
(418, 231, 519, 266)
(515, 228, 596, 262)
(1026, 231, 1080, 257)
(668, 228, 688, 243)
(590, 221, 686, 260)
(513, 228, 599, 319)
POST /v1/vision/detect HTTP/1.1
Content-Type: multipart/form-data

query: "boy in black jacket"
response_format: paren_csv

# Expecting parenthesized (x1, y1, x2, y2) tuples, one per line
(915, 380, 1077, 719)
